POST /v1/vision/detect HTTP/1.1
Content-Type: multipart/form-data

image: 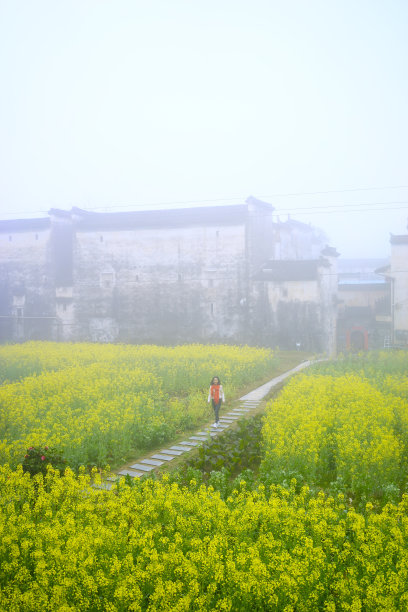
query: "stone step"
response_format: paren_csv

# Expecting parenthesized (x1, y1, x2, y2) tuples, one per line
(240, 397, 262, 401)
(129, 463, 155, 472)
(151, 454, 176, 461)
(92, 481, 113, 490)
(141, 458, 164, 466)
(117, 469, 144, 477)
(179, 440, 200, 446)
(242, 396, 263, 401)
(112, 361, 316, 480)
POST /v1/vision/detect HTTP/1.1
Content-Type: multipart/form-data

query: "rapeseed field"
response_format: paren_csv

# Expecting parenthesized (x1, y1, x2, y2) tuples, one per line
(261, 351, 408, 506)
(1, 466, 408, 610)
(1, 347, 408, 610)
(0, 342, 277, 469)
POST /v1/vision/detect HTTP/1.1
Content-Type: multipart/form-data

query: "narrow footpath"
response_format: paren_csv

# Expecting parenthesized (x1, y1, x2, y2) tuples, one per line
(102, 359, 315, 489)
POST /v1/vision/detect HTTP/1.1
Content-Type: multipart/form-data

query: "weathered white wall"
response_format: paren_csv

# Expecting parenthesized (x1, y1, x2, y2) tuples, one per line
(0, 205, 342, 348)
(73, 223, 247, 342)
(0, 228, 50, 275)
(55, 287, 75, 341)
(266, 280, 319, 307)
(259, 257, 338, 354)
(338, 286, 387, 309)
(0, 227, 55, 340)
(391, 243, 408, 333)
(319, 256, 338, 356)
(272, 223, 326, 261)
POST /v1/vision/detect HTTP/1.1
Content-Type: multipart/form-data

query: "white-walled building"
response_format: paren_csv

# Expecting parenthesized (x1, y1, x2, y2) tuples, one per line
(377, 232, 408, 347)
(0, 198, 338, 352)
(253, 246, 339, 355)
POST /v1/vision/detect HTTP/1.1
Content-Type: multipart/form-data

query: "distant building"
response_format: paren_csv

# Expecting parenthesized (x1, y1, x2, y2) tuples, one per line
(375, 231, 408, 348)
(0, 217, 54, 342)
(0, 197, 338, 352)
(253, 247, 339, 355)
(390, 234, 408, 346)
(272, 217, 328, 260)
(336, 258, 391, 351)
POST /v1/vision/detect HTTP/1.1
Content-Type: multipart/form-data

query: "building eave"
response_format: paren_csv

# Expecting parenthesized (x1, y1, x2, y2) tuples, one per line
(69, 204, 251, 230)
(390, 234, 408, 245)
(0, 217, 50, 232)
(255, 258, 330, 282)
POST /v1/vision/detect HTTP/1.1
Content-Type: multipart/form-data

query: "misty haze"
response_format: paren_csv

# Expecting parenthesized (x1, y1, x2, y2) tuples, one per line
(1, 3, 408, 610)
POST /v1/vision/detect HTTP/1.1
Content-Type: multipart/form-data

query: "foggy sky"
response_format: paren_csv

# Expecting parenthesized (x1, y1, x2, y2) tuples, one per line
(0, 0, 407, 258)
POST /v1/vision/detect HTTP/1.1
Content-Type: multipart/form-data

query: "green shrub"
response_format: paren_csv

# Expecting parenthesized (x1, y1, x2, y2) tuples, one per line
(22, 445, 67, 477)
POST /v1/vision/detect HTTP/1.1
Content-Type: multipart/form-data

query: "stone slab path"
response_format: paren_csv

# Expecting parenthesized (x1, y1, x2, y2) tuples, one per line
(98, 359, 315, 490)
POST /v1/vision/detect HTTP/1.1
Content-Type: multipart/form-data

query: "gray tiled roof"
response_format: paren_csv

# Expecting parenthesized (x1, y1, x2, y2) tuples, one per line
(255, 258, 330, 281)
(0, 218, 50, 232)
(70, 205, 248, 230)
(390, 234, 408, 245)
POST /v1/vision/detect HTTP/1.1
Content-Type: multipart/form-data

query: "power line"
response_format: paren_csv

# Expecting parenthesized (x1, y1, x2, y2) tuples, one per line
(67, 184, 408, 211)
(84, 200, 408, 215)
(1, 202, 408, 223)
(272, 200, 408, 212)
(1, 185, 408, 217)
(264, 185, 408, 198)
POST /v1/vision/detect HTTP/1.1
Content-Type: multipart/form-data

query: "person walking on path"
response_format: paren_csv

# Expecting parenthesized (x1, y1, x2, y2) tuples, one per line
(208, 376, 225, 428)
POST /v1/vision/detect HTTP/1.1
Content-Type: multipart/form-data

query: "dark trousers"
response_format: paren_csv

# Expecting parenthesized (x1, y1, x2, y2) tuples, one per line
(212, 400, 221, 423)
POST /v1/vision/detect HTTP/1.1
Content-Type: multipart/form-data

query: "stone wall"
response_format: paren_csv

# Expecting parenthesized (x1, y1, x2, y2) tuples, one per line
(0, 224, 56, 341)
(72, 223, 248, 343)
(0, 202, 340, 349)
(250, 256, 339, 354)
(391, 240, 408, 339)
